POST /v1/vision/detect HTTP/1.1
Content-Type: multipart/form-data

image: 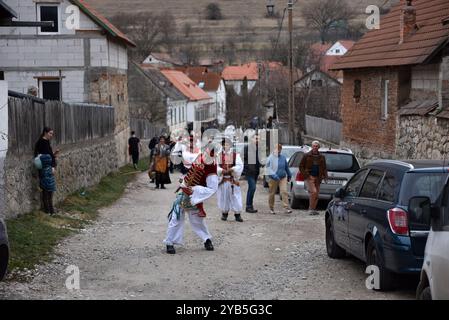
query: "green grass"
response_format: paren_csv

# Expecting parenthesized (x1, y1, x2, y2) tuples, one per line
(5, 158, 149, 276)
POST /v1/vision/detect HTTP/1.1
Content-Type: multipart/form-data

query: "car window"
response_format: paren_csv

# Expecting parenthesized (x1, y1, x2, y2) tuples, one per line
(378, 174, 398, 203)
(290, 152, 305, 167)
(399, 172, 449, 205)
(322, 153, 360, 173)
(282, 148, 301, 161)
(345, 169, 368, 197)
(359, 170, 384, 199)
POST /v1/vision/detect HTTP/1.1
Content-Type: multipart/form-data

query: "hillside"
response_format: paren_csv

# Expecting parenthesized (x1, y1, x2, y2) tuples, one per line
(88, 0, 399, 62)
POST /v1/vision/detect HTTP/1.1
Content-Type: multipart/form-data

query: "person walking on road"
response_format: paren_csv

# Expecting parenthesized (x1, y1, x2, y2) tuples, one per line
(299, 141, 328, 215)
(151, 136, 172, 189)
(128, 131, 141, 170)
(266, 144, 292, 214)
(217, 137, 244, 222)
(244, 134, 261, 213)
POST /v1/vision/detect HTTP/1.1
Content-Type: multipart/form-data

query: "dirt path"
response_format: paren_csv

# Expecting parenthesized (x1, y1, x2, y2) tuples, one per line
(0, 173, 416, 300)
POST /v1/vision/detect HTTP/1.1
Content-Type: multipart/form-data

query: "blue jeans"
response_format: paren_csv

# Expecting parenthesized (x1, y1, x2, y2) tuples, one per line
(246, 175, 257, 209)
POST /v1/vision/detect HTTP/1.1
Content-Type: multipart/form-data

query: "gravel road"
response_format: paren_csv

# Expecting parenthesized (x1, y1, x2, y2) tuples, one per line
(0, 173, 417, 300)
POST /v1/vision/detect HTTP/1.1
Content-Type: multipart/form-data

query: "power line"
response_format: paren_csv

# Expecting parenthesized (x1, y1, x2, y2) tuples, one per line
(271, 7, 287, 61)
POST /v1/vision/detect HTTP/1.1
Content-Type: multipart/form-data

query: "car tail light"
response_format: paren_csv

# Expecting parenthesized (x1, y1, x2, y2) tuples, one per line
(296, 172, 305, 182)
(387, 208, 409, 235)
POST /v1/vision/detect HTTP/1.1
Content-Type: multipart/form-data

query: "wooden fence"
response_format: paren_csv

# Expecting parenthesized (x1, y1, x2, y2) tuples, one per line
(305, 115, 342, 144)
(8, 94, 115, 155)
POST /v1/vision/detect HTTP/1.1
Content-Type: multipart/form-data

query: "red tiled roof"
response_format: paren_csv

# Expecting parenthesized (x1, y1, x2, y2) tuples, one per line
(160, 70, 211, 101)
(179, 67, 222, 92)
(70, 0, 136, 47)
(332, 0, 449, 70)
(310, 42, 333, 57)
(338, 40, 355, 51)
(222, 63, 259, 81)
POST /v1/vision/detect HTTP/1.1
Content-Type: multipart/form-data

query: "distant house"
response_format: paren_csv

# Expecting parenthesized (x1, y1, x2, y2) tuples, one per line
(332, 0, 449, 161)
(180, 67, 227, 126)
(295, 69, 342, 122)
(0, 0, 136, 165)
(222, 62, 259, 95)
(160, 69, 215, 132)
(142, 52, 183, 68)
(128, 62, 188, 134)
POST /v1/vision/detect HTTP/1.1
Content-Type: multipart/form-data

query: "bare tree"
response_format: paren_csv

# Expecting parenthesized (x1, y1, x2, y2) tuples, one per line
(183, 22, 193, 38)
(301, 0, 355, 44)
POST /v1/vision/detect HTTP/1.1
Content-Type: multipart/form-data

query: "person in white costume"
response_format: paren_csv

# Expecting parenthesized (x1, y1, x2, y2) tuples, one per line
(217, 137, 244, 222)
(164, 145, 219, 254)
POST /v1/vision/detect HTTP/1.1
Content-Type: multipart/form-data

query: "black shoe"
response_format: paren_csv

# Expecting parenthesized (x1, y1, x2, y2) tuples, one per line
(204, 239, 214, 251)
(161, 186, 166, 190)
(246, 208, 258, 213)
(166, 245, 176, 254)
(221, 213, 228, 221)
(235, 214, 244, 222)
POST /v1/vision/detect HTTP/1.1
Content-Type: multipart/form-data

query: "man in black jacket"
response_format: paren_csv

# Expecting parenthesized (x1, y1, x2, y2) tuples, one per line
(243, 134, 260, 213)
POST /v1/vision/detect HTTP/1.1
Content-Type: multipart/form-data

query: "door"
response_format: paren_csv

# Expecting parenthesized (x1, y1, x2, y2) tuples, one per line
(350, 169, 385, 260)
(333, 169, 368, 251)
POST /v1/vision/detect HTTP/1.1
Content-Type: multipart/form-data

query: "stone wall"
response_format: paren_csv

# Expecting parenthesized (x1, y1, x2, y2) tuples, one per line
(397, 115, 449, 160)
(3, 137, 118, 218)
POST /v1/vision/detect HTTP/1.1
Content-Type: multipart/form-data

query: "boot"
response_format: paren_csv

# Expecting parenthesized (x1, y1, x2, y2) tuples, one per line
(221, 213, 228, 221)
(196, 203, 207, 217)
(234, 214, 244, 222)
(204, 239, 214, 251)
(166, 245, 176, 254)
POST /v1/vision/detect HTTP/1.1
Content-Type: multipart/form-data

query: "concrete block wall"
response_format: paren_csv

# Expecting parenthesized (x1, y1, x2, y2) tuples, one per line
(0, 0, 100, 36)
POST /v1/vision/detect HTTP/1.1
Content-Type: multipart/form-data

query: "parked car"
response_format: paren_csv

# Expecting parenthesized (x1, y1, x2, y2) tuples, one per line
(263, 145, 309, 188)
(288, 147, 360, 209)
(415, 173, 449, 300)
(0, 218, 9, 281)
(325, 160, 449, 291)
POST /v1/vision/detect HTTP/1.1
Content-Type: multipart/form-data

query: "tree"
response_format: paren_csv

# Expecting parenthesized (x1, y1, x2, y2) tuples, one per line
(205, 3, 223, 20)
(301, 0, 355, 44)
(183, 22, 192, 38)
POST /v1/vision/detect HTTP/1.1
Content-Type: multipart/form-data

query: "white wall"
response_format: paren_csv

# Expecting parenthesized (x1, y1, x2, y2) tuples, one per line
(227, 80, 257, 96)
(0, 81, 8, 218)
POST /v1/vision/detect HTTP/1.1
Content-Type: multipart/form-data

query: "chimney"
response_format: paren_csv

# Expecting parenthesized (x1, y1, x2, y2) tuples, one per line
(399, 0, 417, 44)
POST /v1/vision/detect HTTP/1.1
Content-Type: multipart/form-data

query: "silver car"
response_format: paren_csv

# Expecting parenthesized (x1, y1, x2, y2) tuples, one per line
(288, 148, 360, 209)
(0, 218, 9, 281)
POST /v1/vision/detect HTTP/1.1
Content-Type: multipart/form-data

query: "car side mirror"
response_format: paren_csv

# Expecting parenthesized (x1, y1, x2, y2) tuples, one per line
(335, 188, 345, 199)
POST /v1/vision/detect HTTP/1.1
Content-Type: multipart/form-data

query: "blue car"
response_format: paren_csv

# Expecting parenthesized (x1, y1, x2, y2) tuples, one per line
(0, 218, 9, 281)
(325, 160, 449, 291)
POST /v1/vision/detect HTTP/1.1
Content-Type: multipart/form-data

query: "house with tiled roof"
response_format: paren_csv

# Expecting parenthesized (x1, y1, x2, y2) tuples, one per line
(180, 67, 227, 126)
(0, 0, 136, 164)
(128, 62, 188, 133)
(160, 69, 215, 131)
(332, 0, 449, 161)
(222, 62, 259, 95)
(142, 52, 183, 68)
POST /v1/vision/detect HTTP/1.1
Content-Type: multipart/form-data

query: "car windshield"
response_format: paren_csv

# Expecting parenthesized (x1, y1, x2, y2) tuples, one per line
(323, 153, 360, 173)
(282, 148, 301, 160)
(399, 172, 449, 206)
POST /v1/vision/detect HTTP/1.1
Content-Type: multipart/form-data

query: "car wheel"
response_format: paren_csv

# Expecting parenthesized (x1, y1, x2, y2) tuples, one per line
(418, 286, 432, 300)
(366, 239, 394, 291)
(325, 216, 346, 259)
(0, 245, 9, 281)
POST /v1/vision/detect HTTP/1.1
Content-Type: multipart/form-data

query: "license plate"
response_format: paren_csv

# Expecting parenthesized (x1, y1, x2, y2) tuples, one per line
(326, 180, 344, 185)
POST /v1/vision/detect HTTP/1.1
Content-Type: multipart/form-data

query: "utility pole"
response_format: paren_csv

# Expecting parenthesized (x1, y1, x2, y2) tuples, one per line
(287, 0, 295, 145)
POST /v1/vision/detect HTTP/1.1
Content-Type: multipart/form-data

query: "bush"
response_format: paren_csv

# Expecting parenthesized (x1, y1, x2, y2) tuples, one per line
(205, 3, 223, 20)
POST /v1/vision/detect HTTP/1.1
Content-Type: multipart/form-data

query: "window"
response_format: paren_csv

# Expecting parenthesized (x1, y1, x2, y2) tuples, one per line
(378, 174, 397, 203)
(354, 80, 361, 102)
(336, 49, 341, 54)
(38, 5, 59, 33)
(381, 79, 389, 119)
(345, 169, 368, 197)
(360, 170, 384, 199)
(40, 80, 60, 100)
(322, 153, 360, 173)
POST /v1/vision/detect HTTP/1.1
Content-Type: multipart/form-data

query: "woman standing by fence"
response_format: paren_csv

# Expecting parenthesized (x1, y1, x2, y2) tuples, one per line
(34, 127, 59, 215)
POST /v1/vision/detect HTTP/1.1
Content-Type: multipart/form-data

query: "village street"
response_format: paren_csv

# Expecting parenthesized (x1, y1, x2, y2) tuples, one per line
(0, 172, 416, 300)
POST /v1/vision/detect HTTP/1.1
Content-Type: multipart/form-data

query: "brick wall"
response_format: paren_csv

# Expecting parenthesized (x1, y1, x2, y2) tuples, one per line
(341, 68, 399, 160)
